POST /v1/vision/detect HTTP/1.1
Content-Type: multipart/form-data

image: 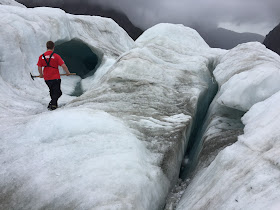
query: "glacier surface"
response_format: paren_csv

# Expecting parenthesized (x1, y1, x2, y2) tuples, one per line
(1, 2, 280, 210)
(0, 4, 220, 210)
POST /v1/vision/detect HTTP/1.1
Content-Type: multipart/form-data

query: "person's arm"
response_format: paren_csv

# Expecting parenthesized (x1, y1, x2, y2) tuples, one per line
(37, 55, 43, 78)
(61, 63, 71, 76)
(38, 66, 43, 78)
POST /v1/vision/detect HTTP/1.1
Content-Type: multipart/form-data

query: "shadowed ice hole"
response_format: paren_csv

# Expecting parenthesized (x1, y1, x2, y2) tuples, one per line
(55, 39, 102, 96)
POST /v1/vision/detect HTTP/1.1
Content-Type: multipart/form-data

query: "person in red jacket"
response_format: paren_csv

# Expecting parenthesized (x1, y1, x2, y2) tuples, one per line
(37, 41, 71, 110)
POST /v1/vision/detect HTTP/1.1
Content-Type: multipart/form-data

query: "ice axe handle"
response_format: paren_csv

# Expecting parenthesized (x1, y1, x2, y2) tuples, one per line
(61, 73, 76, 76)
(30, 73, 76, 80)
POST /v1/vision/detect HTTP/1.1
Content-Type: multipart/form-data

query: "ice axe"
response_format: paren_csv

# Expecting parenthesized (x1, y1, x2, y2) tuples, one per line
(30, 73, 76, 80)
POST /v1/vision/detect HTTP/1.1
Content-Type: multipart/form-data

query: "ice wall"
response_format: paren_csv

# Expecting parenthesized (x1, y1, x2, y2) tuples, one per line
(177, 43, 280, 210)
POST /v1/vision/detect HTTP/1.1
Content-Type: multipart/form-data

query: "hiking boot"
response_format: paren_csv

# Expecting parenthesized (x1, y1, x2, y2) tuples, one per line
(47, 103, 57, 110)
(47, 103, 52, 110)
(50, 105, 57, 110)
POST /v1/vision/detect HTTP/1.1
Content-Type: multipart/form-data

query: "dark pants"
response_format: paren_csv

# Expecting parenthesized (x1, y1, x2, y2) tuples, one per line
(45, 79, 62, 107)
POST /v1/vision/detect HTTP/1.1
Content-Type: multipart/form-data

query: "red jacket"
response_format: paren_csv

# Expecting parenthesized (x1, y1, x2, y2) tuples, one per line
(37, 51, 64, 80)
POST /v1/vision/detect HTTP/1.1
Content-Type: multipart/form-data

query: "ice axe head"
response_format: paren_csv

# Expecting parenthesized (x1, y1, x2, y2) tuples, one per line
(30, 73, 36, 80)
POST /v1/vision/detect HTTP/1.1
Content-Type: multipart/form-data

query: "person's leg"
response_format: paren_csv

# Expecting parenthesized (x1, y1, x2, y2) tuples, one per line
(45, 79, 62, 110)
(51, 79, 62, 108)
(45, 80, 54, 109)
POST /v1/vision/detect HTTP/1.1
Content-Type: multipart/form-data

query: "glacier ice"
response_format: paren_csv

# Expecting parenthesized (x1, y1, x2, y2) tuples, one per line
(215, 42, 280, 111)
(177, 90, 280, 210)
(0, 4, 134, 116)
(0, 4, 222, 210)
(68, 22, 221, 187)
(2, 2, 280, 210)
(1, 108, 169, 209)
(0, 0, 25, 7)
(177, 42, 280, 210)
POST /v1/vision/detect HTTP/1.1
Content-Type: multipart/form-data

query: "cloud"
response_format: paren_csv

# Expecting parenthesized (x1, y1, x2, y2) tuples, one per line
(87, 0, 280, 34)
(17, 0, 280, 34)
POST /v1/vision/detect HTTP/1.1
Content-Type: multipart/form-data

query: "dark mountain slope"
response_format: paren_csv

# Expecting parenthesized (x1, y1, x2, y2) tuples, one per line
(16, 1, 143, 40)
(263, 23, 280, 55)
(197, 27, 264, 49)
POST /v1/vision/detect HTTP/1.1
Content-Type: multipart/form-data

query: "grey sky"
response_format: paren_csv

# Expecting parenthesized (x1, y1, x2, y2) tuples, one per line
(89, 0, 280, 35)
(19, 0, 280, 35)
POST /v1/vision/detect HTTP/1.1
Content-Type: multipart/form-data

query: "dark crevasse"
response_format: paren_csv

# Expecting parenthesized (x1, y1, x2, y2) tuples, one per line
(178, 59, 245, 180)
(55, 39, 102, 96)
(164, 59, 219, 210)
(164, 57, 246, 209)
(179, 59, 218, 180)
(164, 59, 218, 210)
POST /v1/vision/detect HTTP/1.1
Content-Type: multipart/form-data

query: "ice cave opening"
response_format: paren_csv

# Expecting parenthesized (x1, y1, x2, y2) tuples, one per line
(54, 39, 102, 96)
